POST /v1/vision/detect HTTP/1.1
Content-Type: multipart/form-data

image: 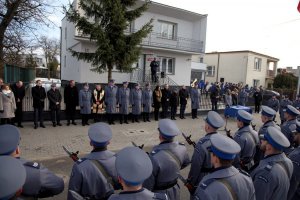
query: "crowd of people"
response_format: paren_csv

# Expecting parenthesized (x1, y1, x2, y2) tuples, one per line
(1, 103, 300, 199)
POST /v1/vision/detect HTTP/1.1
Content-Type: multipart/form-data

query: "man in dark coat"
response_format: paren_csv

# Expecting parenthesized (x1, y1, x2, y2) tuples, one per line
(31, 80, 46, 129)
(104, 79, 118, 125)
(64, 80, 79, 126)
(253, 88, 262, 113)
(47, 83, 62, 127)
(150, 58, 159, 83)
(11, 81, 25, 127)
(161, 84, 171, 119)
(179, 85, 189, 119)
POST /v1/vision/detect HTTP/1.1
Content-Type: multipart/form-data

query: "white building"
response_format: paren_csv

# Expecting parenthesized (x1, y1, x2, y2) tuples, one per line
(204, 51, 279, 88)
(61, 0, 207, 85)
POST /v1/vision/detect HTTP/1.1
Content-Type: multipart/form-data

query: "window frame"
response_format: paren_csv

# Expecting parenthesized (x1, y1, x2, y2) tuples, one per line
(206, 65, 215, 77)
(157, 56, 175, 75)
(158, 20, 177, 40)
(254, 57, 262, 71)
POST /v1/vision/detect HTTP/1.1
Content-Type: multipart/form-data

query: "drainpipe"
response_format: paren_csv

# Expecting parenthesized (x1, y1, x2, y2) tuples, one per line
(216, 53, 220, 82)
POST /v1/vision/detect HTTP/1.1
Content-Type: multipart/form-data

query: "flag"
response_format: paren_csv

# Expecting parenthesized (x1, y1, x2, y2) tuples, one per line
(298, 1, 300, 13)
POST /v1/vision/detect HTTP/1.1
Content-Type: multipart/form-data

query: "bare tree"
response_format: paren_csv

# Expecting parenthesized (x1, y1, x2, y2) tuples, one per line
(0, 0, 63, 81)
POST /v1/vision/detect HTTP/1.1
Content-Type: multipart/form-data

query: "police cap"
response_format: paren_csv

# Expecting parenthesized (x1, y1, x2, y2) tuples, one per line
(261, 106, 276, 117)
(88, 122, 112, 147)
(158, 119, 181, 138)
(0, 125, 20, 155)
(204, 111, 225, 129)
(285, 105, 300, 117)
(237, 110, 253, 124)
(263, 126, 290, 151)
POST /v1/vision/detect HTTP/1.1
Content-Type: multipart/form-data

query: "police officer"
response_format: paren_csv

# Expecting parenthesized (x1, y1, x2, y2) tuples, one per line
(105, 79, 118, 125)
(279, 95, 292, 125)
(251, 126, 293, 200)
(0, 124, 64, 198)
(143, 119, 190, 200)
(142, 83, 153, 122)
(108, 147, 168, 200)
(187, 111, 225, 195)
(193, 134, 255, 200)
(281, 105, 300, 145)
(293, 95, 300, 111)
(287, 120, 300, 200)
(233, 110, 259, 172)
(68, 122, 121, 200)
(118, 81, 130, 124)
(0, 156, 26, 200)
(130, 83, 142, 123)
(267, 94, 279, 121)
(190, 82, 200, 119)
(258, 106, 280, 137)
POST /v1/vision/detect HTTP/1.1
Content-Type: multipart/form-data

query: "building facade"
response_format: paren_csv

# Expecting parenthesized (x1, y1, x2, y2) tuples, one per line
(61, 0, 207, 86)
(204, 51, 279, 88)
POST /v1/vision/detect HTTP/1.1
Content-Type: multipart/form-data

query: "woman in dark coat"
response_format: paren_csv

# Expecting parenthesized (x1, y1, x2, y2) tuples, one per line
(153, 85, 162, 121)
(170, 89, 179, 120)
(79, 83, 92, 126)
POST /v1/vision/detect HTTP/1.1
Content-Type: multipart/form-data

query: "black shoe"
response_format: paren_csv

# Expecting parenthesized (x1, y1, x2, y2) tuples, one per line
(147, 119, 151, 122)
(53, 124, 56, 127)
(72, 121, 77, 125)
(40, 124, 46, 128)
(86, 122, 90, 125)
(67, 122, 70, 126)
(124, 121, 129, 124)
(18, 124, 24, 128)
(120, 121, 123, 124)
(183, 117, 186, 119)
(34, 124, 38, 129)
(174, 118, 177, 120)
(111, 122, 115, 125)
(135, 120, 139, 123)
(57, 123, 62, 126)
(82, 123, 86, 126)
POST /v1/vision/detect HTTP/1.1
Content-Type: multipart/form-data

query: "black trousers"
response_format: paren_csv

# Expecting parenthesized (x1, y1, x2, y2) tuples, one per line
(211, 100, 218, 111)
(14, 102, 23, 125)
(119, 114, 128, 123)
(254, 102, 261, 113)
(132, 114, 140, 122)
(180, 104, 186, 118)
(66, 105, 76, 122)
(151, 71, 157, 82)
(161, 104, 169, 119)
(34, 107, 44, 125)
(170, 106, 177, 119)
(50, 108, 61, 124)
(154, 107, 160, 121)
(107, 113, 115, 124)
(143, 112, 150, 121)
(94, 113, 102, 122)
(192, 109, 198, 119)
(1, 118, 13, 125)
(81, 114, 90, 125)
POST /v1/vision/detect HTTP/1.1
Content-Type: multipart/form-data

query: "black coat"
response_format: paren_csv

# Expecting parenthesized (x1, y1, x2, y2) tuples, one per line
(170, 93, 179, 107)
(47, 89, 62, 110)
(11, 84, 25, 103)
(179, 88, 189, 105)
(31, 86, 46, 108)
(253, 91, 262, 103)
(161, 88, 171, 107)
(64, 85, 79, 107)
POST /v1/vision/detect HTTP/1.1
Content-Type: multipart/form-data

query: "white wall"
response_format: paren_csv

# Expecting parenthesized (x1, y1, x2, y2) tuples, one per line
(245, 53, 267, 87)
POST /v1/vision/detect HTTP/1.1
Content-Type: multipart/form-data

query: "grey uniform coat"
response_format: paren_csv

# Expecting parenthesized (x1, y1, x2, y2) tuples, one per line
(190, 88, 200, 109)
(68, 151, 120, 200)
(0, 91, 16, 118)
(267, 98, 280, 112)
(79, 89, 92, 114)
(288, 147, 300, 200)
(142, 89, 153, 113)
(105, 86, 118, 114)
(258, 120, 280, 136)
(108, 188, 168, 200)
(280, 99, 292, 121)
(143, 141, 190, 200)
(130, 89, 143, 115)
(233, 125, 259, 169)
(118, 87, 130, 115)
(18, 158, 64, 198)
(281, 119, 297, 144)
(188, 132, 218, 194)
(251, 153, 293, 200)
(193, 166, 255, 200)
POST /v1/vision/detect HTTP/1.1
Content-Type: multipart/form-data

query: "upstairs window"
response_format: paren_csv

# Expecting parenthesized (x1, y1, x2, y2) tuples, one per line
(254, 57, 262, 71)
(159, 21, 177, 40)
(207, 66, 215, 77)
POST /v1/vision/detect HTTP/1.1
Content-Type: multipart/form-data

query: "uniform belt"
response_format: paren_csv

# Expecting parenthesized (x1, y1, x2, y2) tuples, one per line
(154, 179, 178, 190)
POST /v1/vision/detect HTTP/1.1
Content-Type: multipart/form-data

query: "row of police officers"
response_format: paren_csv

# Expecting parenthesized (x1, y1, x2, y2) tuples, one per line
(1, 105, 300, 199)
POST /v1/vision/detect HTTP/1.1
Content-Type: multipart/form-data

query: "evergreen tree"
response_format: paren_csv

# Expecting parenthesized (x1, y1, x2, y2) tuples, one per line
(273, 73, 297, 89)
(65, 0, 153, 81)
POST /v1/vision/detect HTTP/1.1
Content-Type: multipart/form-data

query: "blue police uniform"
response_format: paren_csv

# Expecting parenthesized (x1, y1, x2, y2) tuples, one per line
(279, 97, 292, 124)
(258, 106, 280, 137)
(287, 120, 300, 200)
(0, 125, 64, 198)
(0, 156, 26, 200)
(251, 126, 293, 200)
(108, 147, 168, 200)
(233, 110, 259, 171)
(68, 123, 120, 200)
(143, 119, 190, 200)
(280, 105, 300, 144)
(188, 111, 225, 195)
(193, 134, 255, 200)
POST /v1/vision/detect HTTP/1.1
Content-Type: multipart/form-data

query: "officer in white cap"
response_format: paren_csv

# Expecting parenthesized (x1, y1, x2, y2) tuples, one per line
(233, 110, 259, 172)
(105, 79, 118, 125)
(68, 122, 121, 200)
(187, 111, 225, 196)
(0, 156, 26, 200)
(0, 124, 64, 198)
(279, 95, 292, 125)
(287, 119, 300, 200)
(108, 147, 168, 200)
(258, 106, 280, 137)
(251, 126, 293, 200)
(143, 119, 190, 200)
(118, 81, 130, 124)
(193, 134, 255, 200)
(281, 105, 300, 144)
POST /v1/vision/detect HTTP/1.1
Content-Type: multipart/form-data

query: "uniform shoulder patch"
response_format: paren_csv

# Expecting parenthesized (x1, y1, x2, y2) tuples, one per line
(153, 193, 168, 200)
(257, 175, 269, 183)
(238, 168, 250, 177)
(199, 178, 215, 190)
(76, 158, 87, 165)
(264, 164, 273, 172)
(24, 161, 40, 169)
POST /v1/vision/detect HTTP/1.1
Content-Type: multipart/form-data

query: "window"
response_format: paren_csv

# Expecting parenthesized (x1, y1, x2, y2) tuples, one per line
(159, 21, 177, 40)
(253, 79, 260, 87)
(157, 57, 175, 74)
(200, 57, 203, 63)
(254, 57, 261, 71)
(207, 66, 215, 77)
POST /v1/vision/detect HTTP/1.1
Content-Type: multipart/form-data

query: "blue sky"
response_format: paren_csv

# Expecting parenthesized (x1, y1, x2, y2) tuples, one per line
(46, 0, 300, 68)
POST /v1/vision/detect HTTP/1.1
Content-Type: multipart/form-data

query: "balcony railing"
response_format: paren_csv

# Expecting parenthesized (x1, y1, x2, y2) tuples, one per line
(266, 70, 275, 78)
(75, 30, 204, 53)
